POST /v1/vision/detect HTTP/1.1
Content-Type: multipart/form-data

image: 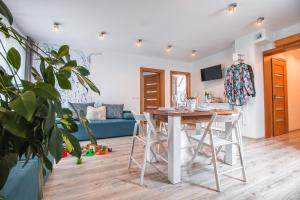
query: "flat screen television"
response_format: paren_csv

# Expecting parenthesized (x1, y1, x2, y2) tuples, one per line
(201, 64, 222, 81)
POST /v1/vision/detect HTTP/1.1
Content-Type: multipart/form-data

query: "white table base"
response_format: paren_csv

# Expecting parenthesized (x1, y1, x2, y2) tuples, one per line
(149, 114, 237, 184)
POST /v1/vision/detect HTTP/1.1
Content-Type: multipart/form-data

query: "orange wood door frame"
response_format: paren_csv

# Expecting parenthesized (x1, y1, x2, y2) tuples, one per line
(263, 33, 300, 138)
(140, 67, 165, 113)
(170, 70, 191, 106)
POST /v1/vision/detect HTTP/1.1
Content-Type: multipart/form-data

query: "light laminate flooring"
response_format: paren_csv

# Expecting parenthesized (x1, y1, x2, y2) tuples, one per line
(44, 130, 300, 200)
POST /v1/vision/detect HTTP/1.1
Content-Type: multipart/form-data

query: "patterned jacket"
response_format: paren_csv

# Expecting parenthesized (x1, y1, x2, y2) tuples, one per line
(224, 63, 255, 106)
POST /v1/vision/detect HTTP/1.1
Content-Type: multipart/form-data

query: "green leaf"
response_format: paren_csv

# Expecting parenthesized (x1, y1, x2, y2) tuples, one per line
(49, 127, 63, 163)
(0, 153, 17, 189)
(60, 118, 78, 133)
(65, 60, 77, 68)
(9, 91, 36, 121)
(61, 108, 73, 119)
(0, 74, 13, 87)
(61, 128, 81, 158)
(21, 80, 34, 91)
(45, 65, 55, 86)
(76, 66, 90, 76)
(82, 76, 100, 95)
(60, 65, 74, 72)
(31, 67, 43, 82)
(57, 45, 69, 58)
(51, 50, 58, 58)
(35, 104, 48, 118)
(0, 25, 10, 38)
(33, 82, 60, 101)
(53, 101, 63, 118)
(65, 54, 71, 62)
(76, 73, 88, 91)
(7, 47, 21, 70)
(0, 107, 30, 138)
(39, 58, 46, 78)
(0, 0, 13, 25)
(42, 152, 53, 171)
(56, 72, 71, 90)
(44, 102, 55, 134)
(69, 102, 97, 145)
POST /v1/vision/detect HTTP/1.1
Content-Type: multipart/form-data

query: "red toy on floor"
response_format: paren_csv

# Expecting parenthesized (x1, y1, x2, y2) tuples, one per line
(62, 148, 68, 158)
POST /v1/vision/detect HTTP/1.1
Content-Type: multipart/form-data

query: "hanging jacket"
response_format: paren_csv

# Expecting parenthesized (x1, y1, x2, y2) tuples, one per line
(224, 63, 255, 106)
(247, 64, 256, 97)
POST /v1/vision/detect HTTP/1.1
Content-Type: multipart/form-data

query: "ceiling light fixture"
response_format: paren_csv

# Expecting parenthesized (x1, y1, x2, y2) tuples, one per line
(256, 17, 265, 26)
(53, 22, 61, 32)
(191, 50, 197, 57)
(227, 3, 237, 14)
(98, 31, 107, 40)
(135, 39, 143, 47)
(166, 45, 173, 53)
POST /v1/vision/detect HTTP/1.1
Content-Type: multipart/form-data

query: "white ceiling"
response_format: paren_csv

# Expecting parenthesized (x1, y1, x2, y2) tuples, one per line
(5, 0, 300, 62)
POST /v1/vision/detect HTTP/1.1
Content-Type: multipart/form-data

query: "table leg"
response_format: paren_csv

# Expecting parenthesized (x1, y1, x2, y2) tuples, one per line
(168, 116, 181, 184)
(224, 121, 237, 165)
(196, 123, 202, 135)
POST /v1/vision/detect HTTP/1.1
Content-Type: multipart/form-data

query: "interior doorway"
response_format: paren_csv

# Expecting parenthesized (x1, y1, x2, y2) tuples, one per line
(263, 33, 300, 138)
(140, 67, 165, 113)
(170, 71, 191, 106)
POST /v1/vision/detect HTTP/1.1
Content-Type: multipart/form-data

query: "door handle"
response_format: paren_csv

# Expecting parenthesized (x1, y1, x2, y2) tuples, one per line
(273, 96, 284, 99)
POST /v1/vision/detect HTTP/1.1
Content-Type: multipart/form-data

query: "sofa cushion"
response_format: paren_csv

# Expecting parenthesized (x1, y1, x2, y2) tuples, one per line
(123, 111, 134, 120)
(103, 104, 124, 119)
(69, 102, 94, 117)
(86, 106, 106, 121)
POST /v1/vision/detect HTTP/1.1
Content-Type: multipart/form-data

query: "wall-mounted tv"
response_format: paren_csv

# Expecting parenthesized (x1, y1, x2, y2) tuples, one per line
(201, 64, 222, 82)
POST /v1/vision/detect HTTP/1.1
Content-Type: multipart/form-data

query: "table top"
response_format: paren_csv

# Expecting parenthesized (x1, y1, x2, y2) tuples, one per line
(147, 109, 238, 117)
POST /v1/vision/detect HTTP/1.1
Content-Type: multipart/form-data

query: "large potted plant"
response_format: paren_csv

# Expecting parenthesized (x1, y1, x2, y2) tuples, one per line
(0, 1, 99, 199)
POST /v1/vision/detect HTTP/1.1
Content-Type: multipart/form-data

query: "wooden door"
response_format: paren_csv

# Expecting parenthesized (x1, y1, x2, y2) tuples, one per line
(271, 58, 288, 136)
(143, 73, 161, 112)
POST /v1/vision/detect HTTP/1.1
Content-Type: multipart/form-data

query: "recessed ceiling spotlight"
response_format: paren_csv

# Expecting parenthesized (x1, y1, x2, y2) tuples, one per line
(256, 17, 265, 26)
(98, 31, 107, 40)
(227, 3, 237, 14)
(166, 45, 173, 53)
(53, 22, 61, 32)
(191, 50, 197, 57)
(135, 39, 143, 47)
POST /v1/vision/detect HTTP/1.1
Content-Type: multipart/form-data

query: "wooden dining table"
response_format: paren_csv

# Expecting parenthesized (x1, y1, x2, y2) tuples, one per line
(147, 109, 238, 184)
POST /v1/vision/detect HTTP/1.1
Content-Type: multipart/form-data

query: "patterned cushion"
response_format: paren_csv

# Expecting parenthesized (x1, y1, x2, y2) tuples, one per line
(69, 102, 94, 117)
(103, 104, 124, 119)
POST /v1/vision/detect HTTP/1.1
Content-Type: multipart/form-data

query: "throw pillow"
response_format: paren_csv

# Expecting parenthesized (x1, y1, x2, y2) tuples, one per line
(123, 111, 134, 120)
(86, 106, 106, 121)
(103, 104, 124, 119)
(69, 102, 94, 117)
(97, 106, 106, 120)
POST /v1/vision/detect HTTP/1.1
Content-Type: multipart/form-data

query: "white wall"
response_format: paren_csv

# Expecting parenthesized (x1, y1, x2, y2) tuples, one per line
(90, 52, 191, 113)
(191, 48, 233, 101)
(275, 50, 300, 131)
(191, 22, 300, 138)
(232, 30, 266, 138)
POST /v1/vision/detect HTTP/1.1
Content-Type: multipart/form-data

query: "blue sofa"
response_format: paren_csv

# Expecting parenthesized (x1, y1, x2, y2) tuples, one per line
(74, 111, 135, 141)
(0, 157, 52, 200)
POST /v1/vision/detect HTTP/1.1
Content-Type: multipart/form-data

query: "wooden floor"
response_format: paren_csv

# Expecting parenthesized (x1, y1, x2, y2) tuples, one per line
(44, 130, 300, 200)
